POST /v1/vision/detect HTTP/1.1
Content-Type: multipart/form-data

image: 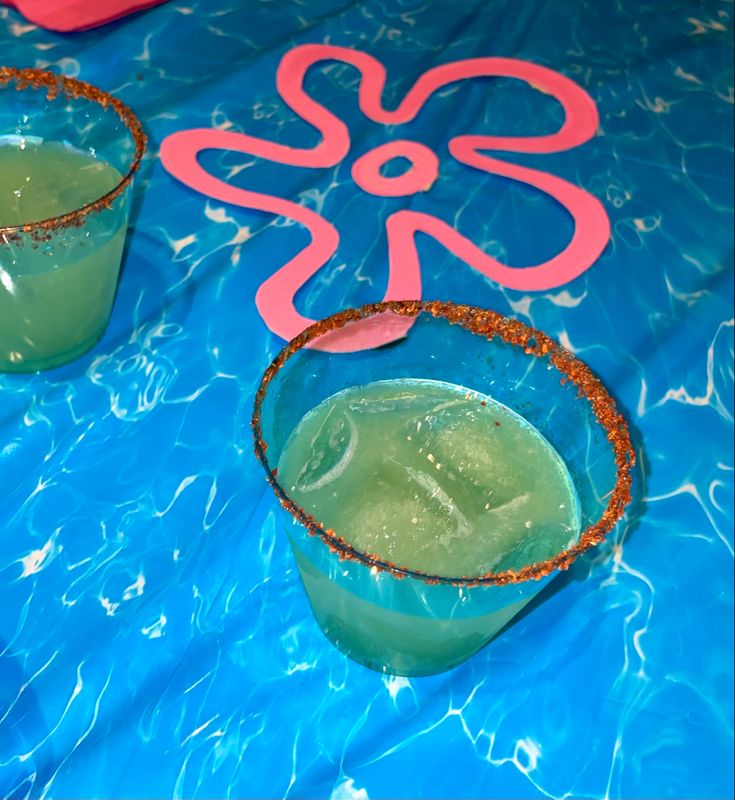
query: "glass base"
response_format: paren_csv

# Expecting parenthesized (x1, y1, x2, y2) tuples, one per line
(0, 326, 107, 373)
(294, 546, 536, 677)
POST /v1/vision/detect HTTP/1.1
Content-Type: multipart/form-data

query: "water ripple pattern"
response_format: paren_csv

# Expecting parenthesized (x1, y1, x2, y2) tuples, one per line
(1, 1, 733, 798)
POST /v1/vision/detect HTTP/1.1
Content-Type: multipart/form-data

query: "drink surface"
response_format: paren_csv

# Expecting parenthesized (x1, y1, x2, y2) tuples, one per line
(0, 137, 121, 228)
(277, 379, 581, 578)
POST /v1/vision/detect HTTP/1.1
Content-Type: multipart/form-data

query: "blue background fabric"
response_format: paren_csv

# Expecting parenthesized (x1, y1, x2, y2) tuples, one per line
(1, 1, 733, 797)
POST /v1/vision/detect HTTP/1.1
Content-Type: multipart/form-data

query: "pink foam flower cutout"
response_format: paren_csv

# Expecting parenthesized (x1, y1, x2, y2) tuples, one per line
(161, 45, 610, 352)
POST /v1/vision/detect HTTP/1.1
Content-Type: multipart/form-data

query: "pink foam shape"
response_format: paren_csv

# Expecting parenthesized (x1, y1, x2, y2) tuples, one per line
(161, 44, 610, 352)
(310, 309, 418, 353)
(446, 141, 610, 288)
(351, 139, 439, 197)
(280, 46, 599, 151)
(160, 131, 415, 352)
(0, 0, 167, 32)
(161, 125, 346, 172)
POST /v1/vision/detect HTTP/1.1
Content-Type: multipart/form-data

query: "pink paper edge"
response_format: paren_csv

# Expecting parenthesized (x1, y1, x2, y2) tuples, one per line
(1, 0, 167, 32)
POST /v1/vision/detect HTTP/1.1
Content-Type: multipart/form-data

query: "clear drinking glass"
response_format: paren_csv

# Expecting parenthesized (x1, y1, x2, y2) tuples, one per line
(0, 67, 146, 373)
(253, 301, 634, 676)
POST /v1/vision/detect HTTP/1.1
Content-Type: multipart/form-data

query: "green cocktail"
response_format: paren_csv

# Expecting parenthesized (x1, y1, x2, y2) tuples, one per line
(254, 303, 634, 676)
(0, 68, 145, 373)
(278, 378, 581, 673)
(278, 379, 580, 576)
(0, 139, 126, 370)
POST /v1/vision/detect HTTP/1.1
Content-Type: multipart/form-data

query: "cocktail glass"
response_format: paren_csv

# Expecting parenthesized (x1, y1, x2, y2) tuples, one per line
(253, 301, 634, 676)
(0, 67, 146, 373)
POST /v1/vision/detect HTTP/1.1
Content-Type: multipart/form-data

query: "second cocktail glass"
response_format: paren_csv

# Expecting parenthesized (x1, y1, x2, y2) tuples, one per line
(253, 301, 634, 676)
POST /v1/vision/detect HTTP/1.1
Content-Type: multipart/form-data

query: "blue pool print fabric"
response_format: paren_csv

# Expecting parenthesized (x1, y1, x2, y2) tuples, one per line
(1, 0, 733, 797)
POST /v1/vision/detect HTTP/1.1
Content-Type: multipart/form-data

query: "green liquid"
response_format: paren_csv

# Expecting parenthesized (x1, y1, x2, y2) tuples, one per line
(278, 378, 581, 675)
(279, 379, 580, 577)
(0, 138, 127, 372)
(292, 544, 534, 675)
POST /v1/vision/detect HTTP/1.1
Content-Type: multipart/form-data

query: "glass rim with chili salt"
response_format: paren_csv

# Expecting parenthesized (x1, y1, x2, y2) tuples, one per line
(252, 299, 636, 588)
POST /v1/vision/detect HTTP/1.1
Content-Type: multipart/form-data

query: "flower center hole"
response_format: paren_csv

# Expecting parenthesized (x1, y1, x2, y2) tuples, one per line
(379, 156, 413, 178)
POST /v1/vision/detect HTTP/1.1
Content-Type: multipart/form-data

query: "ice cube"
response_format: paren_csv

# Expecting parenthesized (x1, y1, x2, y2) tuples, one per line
(383, 456, 471, 538)
(295, 409, 359, 493)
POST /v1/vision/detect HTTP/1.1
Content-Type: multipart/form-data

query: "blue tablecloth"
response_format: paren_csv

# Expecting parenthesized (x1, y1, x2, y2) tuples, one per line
(1, 1, 733, 797)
